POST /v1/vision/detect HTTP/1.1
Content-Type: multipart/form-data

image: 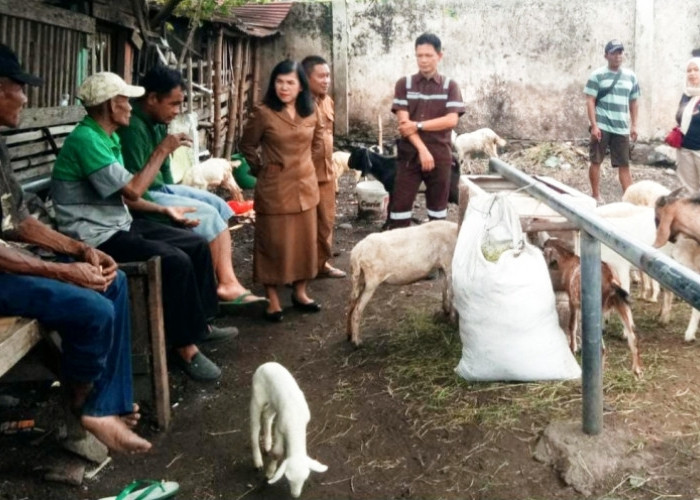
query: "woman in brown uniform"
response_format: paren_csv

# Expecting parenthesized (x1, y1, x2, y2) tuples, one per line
(239, 60, 324, 322)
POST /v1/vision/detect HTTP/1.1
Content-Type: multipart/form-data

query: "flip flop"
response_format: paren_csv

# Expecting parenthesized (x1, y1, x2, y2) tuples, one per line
(98, 480, 179, 500)
(218, 291, 269, 316)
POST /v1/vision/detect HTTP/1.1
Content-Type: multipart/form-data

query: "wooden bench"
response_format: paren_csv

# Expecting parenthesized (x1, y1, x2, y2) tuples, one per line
(3, 105, 86, 196)
(0, 258, 170, 430)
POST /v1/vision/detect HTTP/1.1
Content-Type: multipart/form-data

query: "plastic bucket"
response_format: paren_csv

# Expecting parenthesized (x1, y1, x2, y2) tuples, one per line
(355, 180, 389, 220)
(231, 153, 256, 189)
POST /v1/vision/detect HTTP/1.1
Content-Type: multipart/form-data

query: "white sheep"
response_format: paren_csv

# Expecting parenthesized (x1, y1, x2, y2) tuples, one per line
(452, 128, 507, 174)
(181, 157, 244, 201)
(331, 151, 360, 193)
(346, 220, 458, 346)
(250, 362, 327, 498)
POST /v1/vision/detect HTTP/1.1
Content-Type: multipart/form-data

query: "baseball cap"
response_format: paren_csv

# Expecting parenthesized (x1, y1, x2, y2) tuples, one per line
(0, 44, 42, 86)
(605, 40, 624, 54)
(77, 72, 145, 106)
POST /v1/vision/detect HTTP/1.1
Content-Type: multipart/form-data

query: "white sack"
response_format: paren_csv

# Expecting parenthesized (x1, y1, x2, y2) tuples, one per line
(452, 193, 581, 381)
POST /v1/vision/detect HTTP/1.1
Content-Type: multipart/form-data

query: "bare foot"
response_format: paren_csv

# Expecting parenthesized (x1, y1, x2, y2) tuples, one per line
(120, 403, 140, 429)
(81, 415, 152, 454)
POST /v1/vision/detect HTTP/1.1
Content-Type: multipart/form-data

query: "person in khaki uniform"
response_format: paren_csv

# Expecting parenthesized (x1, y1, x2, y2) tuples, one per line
(239, 60, 324, 322)
(302, 55, 346, 279)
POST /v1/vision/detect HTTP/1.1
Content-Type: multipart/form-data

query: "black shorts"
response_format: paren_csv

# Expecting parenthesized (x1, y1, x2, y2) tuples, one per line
(589, 130, 630, 167)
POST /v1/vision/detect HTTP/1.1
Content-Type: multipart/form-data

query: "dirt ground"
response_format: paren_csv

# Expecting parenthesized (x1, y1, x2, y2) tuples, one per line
(3, 143, 700, 500)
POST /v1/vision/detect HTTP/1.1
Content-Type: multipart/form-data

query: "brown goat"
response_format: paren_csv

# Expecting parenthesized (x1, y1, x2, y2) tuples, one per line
(654, 187, 700, 248)
(543, 238, 642, 377)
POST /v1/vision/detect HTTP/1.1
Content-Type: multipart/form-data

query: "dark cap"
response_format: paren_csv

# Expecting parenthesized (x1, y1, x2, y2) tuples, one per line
(0, 44, 42, 86)
(605, 39, 624, 54)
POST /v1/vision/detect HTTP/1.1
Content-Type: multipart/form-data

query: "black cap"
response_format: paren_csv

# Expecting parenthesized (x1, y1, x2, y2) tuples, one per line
(605, 40, 624, 54)
(0, 44, 42, 86)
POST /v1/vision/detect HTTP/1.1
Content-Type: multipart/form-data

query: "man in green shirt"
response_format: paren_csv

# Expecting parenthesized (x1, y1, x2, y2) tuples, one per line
(118, 65, 265, 311)
(53, 72, 233, 382)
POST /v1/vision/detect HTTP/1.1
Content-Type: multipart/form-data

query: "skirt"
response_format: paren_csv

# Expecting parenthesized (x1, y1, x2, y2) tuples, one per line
(254, 208, 318, 285)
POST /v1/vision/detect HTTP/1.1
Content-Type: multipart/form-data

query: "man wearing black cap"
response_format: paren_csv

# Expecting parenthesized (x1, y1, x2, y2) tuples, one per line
(0, 44, 151, 454)
(584, 39, 640, 204)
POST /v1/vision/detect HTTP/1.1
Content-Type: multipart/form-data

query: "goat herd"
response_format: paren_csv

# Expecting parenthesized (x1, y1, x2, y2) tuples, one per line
(247, 131, 700, 497)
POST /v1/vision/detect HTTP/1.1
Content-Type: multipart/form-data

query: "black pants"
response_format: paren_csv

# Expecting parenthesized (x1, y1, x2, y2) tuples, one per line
(98, 218, 218, 348)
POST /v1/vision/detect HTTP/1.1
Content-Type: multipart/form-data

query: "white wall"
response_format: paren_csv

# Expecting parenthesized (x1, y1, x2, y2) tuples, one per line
(266, 0, 700, 141)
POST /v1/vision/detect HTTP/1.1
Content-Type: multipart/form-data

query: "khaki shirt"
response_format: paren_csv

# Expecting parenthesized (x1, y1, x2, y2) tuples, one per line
(239, 104, 322, 215)
(312, 95, 334, 183)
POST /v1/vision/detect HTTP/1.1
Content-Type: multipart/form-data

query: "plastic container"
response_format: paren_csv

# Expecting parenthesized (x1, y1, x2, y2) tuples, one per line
(355, 180, 389, 220)
(231, 153, 257, 189)
(227, 200, 254, 215)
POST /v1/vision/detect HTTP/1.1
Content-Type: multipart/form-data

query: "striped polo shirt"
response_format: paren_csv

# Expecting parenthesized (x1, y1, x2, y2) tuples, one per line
(584, 66, 640, 136)
(392, 72, 466, 164)
(52, 116, 133, 247)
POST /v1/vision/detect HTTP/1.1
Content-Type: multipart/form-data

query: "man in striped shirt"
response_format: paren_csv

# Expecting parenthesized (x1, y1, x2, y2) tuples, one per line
(390, 33, 465, 228)
(584, 39, 640, 204)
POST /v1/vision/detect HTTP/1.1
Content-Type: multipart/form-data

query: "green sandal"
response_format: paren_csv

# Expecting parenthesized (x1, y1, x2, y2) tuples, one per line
(218, 291, 268, 316)
(99, 479, 180, 500)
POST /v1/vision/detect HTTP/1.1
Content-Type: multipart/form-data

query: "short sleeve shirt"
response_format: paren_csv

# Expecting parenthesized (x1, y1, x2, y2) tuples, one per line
(584, 66, 640, 135)
(392, 72, 465, 165)
(52, 116, 133, 247)
(117, 103, 173, 189)
(0, 136, 29, 240)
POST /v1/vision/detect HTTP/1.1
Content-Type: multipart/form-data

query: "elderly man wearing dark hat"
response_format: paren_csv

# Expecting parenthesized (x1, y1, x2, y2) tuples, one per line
(51, 71, 237, 382)
(584, 39, 640, 204)
(0, 44, 151, 454)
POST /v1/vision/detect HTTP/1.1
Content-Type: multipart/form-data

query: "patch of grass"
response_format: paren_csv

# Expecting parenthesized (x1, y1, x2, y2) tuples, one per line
(345, 290, 700, 438)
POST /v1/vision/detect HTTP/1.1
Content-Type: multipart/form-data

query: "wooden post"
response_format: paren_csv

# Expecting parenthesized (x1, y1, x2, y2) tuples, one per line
(187, 56, 194, 113)
(222, 86, 236, 159)
(236, 38, 251, 140)
(146, 257, 170, 431)
(251, 38, 261, 108)
(212, 27, 223, 157)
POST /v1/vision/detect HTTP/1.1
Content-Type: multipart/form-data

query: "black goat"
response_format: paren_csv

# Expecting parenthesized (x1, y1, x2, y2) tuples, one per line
(347, 147, 460, 205)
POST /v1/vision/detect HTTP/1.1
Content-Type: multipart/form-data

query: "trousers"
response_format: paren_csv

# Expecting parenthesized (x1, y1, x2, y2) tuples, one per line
(98, 218, 217, 348)
(388, 156, 451, 228)
(0, 270, 133, 417)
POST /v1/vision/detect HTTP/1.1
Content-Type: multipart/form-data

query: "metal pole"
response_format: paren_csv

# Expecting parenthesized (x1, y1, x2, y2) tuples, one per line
(580, 230, 603, 435)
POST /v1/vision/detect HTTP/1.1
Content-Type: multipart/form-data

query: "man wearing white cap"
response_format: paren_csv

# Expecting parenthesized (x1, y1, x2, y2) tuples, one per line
(52, 72, 233, 382)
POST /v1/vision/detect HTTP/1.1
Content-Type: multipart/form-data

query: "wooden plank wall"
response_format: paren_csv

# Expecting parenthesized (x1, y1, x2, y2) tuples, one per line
(0, 13, 90, 108)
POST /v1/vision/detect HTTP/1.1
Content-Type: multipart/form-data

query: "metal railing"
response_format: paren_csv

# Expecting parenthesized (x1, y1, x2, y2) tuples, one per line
(489, 158, 700, 435)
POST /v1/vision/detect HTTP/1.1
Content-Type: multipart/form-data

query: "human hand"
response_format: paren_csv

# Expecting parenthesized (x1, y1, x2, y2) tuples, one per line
(160, 133, 193, 155)
(590, 125, 602, 142)
(630, 126, 638, 142)
(56, 262, 108, 291)
(398, 120, 418, 137)
(419, 148, 435, 172)
(165, 206, 200, 227)
(80, 246, 118, 286)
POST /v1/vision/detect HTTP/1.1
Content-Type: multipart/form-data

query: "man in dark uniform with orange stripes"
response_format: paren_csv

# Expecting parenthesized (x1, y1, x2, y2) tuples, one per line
(389, 32, 465, 228)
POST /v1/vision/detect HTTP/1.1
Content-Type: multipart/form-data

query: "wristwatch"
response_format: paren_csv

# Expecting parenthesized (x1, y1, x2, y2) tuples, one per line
(417, 122, 423, 131)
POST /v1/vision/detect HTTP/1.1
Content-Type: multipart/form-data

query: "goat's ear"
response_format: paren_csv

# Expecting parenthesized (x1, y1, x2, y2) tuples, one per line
(268, 460, 287, 484)
(307, 457, 328, 473)
(670, 187, 686, 199)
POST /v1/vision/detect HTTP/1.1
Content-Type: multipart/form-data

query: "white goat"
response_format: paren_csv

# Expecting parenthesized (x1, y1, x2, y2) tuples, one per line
(622, 180, 673, 302)
(181, 157, 244, 201)
(346, 221, 458, 346)
(331, 151, 360, 193)
(665, 235, 700, 341)
(250, 362, 327, 498)
(452, 128, 507, 174)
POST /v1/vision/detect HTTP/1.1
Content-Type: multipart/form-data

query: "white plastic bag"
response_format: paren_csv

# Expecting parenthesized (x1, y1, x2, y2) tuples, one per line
(452, 193, 581, 381)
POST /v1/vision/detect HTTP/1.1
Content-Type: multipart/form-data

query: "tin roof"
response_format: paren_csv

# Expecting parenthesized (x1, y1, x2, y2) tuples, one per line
(213, 2, 294, 38)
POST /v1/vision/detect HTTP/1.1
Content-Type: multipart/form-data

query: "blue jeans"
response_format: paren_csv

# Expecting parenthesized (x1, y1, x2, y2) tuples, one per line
(152, 185, 234, 243)
(0, 271, 133, 417)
